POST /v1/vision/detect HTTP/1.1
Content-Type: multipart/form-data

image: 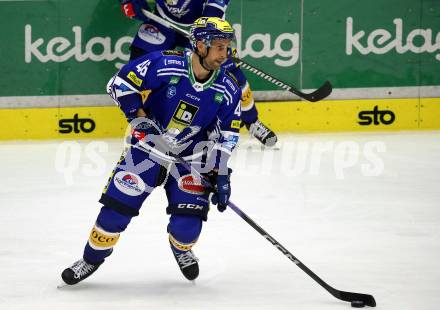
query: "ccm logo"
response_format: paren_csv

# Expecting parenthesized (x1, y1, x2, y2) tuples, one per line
(185, 93, 200, 101)
(263, 234, 300, 265)
(358, 105, 395, 126)
(177, 203, 203, 210)
(59, 113, 96, 133)
(91, 231, 116, 243)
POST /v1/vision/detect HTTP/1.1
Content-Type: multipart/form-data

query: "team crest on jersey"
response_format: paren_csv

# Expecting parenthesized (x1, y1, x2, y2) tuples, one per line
(167, 86, 176, 98)
(167, 100, 199, 131)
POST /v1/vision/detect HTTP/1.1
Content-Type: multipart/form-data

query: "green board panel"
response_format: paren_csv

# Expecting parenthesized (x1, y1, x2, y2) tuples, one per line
(0, 0, 438, 97)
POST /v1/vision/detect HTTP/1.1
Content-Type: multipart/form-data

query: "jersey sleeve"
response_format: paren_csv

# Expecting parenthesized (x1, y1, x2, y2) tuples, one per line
(202, 0, 230, 18)
(210, 76, 242, 173)
(108, 52, 163, 120)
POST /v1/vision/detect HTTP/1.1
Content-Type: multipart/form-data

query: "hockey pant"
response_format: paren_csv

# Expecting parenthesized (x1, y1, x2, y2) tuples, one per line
(83, 146, 209, 264)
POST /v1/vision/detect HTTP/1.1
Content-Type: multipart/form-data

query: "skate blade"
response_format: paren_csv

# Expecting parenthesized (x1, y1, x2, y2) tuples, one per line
(261, 144, 280, 151)
(238, 143, 281, 151)
(57, 282, 68, 289)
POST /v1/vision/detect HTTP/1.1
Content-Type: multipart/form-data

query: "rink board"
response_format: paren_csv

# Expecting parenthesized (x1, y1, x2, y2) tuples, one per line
(1, 1, 439, 97)
(0, 98, 439, 140)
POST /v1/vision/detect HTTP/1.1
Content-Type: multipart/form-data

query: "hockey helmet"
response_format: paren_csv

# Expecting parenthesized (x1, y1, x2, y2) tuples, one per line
(189, 17, 235, 50)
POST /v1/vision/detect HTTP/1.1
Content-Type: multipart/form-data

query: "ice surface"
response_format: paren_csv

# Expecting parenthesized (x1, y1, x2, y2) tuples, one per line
(1, 132, 439, 310)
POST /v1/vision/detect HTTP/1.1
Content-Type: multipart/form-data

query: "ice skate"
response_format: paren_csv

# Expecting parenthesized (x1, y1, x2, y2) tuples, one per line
(246, 119, 277, 147)
(170, 246, 199, 281)
(61, 259, 101, 285)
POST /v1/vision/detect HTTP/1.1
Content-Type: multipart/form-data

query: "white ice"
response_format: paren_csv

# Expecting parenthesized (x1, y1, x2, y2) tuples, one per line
(1, 132, 439, 310)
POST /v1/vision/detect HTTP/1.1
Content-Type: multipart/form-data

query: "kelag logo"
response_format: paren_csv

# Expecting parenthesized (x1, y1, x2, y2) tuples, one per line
(25, 24, 298, 68)
(346, 17, 440, 62)
(358, 106, 395, 126)
(59, 114, 96, 133)
(25, 25, 131, 69)
(233, 24, 298, 67)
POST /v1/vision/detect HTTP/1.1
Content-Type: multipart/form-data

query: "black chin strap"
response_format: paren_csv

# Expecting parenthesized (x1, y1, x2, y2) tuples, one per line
(197, 47, 213, 72)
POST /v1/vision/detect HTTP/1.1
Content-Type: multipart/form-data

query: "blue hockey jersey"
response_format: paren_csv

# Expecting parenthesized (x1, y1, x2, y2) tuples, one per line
(156, 0, 229, 26)
(131, 1, 232, 55)
(129, 0, 247, 87)
(108, 50, 242, 166)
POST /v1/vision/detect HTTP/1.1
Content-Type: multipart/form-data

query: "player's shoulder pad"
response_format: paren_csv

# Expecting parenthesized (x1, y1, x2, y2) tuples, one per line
(222, 58, 238, 71)
(214, 69, 241, 106)
(222, 70, 241, 96)
(131, 50, 165, 69)
(157, 50, 187, 70)
(225, 70, 239, 87)
(119, 51, 163, 88)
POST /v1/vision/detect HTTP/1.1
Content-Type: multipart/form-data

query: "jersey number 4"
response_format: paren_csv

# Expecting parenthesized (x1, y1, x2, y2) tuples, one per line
(234, 101, 241, 117)
(136, 60, 151, 77)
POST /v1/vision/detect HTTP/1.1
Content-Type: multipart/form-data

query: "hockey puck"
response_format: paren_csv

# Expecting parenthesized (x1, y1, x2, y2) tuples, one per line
(351, 300, 365, 308)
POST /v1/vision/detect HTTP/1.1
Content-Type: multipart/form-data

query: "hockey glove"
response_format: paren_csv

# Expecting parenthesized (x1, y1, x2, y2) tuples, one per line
(207, 168, 232, 212)
(129, 118, 195, 157)
(159, 126, 200, 155)
(120, 0, 149, 21)
(129, 116, 163, 144)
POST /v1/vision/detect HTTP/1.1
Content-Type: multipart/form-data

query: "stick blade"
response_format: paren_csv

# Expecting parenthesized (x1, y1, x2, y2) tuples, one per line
(338, 291, 376, 307)
(300, 80, 333, 102)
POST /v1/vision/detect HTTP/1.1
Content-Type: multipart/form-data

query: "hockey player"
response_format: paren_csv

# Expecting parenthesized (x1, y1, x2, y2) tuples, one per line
(119, 0, 277, 146)
(61, 17, 241, 285)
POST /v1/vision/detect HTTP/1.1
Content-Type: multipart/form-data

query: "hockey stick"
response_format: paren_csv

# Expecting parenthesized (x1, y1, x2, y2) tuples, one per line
(225, 204, 376, 307)
(135, 131, 376, 307)
(141, 9, 332, 102)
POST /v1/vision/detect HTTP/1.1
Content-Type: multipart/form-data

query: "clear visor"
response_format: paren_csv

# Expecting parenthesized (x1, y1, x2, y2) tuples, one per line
(205, 33, 236, 49)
